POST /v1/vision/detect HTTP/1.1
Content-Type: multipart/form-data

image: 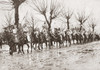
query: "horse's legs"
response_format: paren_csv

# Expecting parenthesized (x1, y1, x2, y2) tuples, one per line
(13, 44, 17, 52)
(57, 42, 59, 48)
(45, 42, 47, 49)
(0, 45, 2, 49)
(61, 40, 64, 47)
(26, 43, 30, 53)
(69, 39, 71, 47)
(80, 39, 82, 44)
(66, 40, 67, 47)
(9, 45, 13, 55)
(72, 39, 73, 44)
(48, 40, 51, 49)
(41, 43, 43, 50)
(59, 42, 61, 48)
(22, 45, 24, 54)
(34, 43, 36, 50)
(31, 42, 33, 52)
(38, 43, 40, 50)
(76, 39, 78, 44)
(55, 42, 57, 48)
(50, 40, 53, 46)
(18, 45, 21, 54)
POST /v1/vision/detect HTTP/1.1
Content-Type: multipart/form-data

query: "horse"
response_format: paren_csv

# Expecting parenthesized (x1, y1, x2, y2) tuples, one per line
(38, 32, 45, 50)
(65, 31, 72, 47)
(31, 31, 43, 52)
(78, 32, 84, 44)
(52, 31, 65, 48)
(16, 28, 30, 54)
(94, 34, 100, 41)
(83, 32, 88, 43)
(3, 31, 16, 55)
(88, 33, 93, 42)
(59, 33, 65, 47)
(71, 32, 76, 44)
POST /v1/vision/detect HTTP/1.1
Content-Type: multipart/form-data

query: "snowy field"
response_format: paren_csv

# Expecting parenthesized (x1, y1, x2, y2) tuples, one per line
(0, 41, 100, 70)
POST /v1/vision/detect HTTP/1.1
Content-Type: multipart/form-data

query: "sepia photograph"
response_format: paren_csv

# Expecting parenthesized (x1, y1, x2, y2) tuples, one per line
(0, 0, 100, 70)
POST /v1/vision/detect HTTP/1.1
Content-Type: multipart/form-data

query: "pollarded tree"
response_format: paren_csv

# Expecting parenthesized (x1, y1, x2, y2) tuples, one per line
(75, 11, 90, 32)
(61, 9, 73, 30)
(28, 0, 62, 32)
(89, 18, 96, 32)
(27, 0, 63, 47)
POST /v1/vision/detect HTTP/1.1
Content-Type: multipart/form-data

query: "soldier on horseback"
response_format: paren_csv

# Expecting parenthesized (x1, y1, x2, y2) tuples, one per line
(65, 30, 72, 46)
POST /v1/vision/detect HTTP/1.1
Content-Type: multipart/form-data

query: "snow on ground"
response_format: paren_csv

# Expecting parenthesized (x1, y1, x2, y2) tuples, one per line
(0, 41, 100, 70)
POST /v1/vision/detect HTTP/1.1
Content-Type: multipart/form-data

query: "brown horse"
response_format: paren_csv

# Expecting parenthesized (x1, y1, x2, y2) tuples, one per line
(16, 31, 30, 54)
(3, 31, 16, 55)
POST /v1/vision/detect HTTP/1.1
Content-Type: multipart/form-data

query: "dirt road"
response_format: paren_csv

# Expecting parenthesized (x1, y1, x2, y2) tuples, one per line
(0, 41, 100, 70)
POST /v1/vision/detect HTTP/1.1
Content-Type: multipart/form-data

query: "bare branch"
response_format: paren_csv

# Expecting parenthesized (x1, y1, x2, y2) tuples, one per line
(31, 0, 47, 15)
(61, 9, 73, 20)
(88, 18, 96, 32)
(3, 12, 14, 32)
(50, 0, 63, 19)
(76, 11, 90, 24)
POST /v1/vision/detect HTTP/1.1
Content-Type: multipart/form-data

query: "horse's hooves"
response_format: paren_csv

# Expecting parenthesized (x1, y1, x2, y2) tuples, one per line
(18, 52, 20, 54)
(59, 47, 61, 48)
(9, 52, 13, 55)
(34, 48, 36, 50)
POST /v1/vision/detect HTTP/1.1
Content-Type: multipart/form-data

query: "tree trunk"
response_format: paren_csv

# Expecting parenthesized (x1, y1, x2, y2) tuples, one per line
(15, 5, 19, 28)
(67, 19, 70, 30)
(93, 27, 94, 32)
(79, 24, 82, 32)
(48, 24, 52, 49)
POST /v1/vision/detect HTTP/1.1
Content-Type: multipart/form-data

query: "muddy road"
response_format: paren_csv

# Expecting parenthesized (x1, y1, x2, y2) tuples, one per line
(0, 41, 100, 70)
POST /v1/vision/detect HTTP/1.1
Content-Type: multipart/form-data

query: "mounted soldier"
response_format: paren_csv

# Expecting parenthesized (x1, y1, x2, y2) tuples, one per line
(79, 31, 84, 44)
(71, 30, 76, 44)
(15, 24, 30, 54)
(53, 28, 60, 48)
(83, 31, 88, 43)
(65, 29, 72, 46)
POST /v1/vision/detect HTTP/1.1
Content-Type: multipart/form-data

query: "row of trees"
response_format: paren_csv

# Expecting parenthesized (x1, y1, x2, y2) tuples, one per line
(26, 0, 97, 33)
(2, 0, 97, 34)
(0, 0, 97, 49)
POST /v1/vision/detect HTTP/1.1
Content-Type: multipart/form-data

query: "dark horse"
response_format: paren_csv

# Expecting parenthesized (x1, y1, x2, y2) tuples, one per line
(38, 32, 47, 50)
(3, 31, 16, 55)
(65, 31, 71, 46)
(71, 32, 76, 44)
(30, 31, 43, 52)
(16, 31, 30, 54)
(94, 34, 100, 41)
(0, 35, 3, 49)
(52, 32, 64, 48)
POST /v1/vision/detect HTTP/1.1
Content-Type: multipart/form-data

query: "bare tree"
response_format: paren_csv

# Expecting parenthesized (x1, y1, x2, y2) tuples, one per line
(3, 12, 14, 32)
(0, 0, 26, 28)
(61, 9, 73, 30)
(89, 18, 96, 32)
(29, 0, 62, 33)
(27, 0, 62, 47)
(75, 11, 90, 32)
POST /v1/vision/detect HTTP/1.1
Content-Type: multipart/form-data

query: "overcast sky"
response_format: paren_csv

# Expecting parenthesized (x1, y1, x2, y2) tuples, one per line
(0, 0, 100, 33)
